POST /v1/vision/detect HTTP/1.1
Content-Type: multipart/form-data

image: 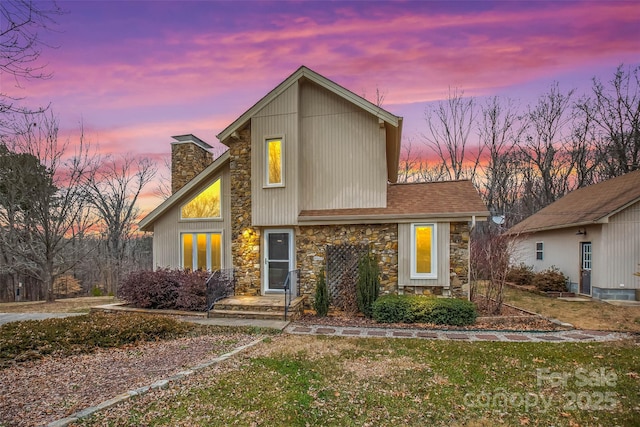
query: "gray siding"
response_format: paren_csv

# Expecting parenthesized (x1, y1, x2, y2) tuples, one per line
(397, 222, 450, 287)
(152, 165, 232, 270)
(251, 82, 300, 226)
(299, 81, 387, 210)
(512, 226, 603, 292)
(602, 201, 640, 289)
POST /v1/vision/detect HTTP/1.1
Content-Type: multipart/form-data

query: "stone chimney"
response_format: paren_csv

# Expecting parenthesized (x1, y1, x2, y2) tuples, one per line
(171, 134, 214, 194)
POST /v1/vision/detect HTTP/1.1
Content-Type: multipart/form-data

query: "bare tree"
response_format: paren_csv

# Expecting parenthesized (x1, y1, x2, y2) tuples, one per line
(5, 111, 95, 301)
(470, 223, 515, 314)
(423, 87, 481, 181)
(0, 143, 53, 299)
(578, 64, 640, 178)
(518, 83, 577, 213)
(85, 154, 156, 294)
(567, 103, 600, 189)
(478, 96, 526, 223)
(397, 138, 448, 183)
(0, 0, 63, 118)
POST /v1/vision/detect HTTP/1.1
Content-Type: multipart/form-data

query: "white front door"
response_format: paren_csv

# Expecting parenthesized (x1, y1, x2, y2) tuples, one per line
(263, 229, 294, 293)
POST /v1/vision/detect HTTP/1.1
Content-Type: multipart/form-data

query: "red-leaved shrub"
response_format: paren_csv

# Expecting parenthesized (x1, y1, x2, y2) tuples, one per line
(119, 269, 209, 311)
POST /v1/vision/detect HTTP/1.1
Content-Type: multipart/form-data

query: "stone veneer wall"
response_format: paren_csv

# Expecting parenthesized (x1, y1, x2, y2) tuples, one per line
(171, 142, 213, 194)
(228, 126, 261, 295)
(449, 221, 470, 298)
(295, 224, 398, 299)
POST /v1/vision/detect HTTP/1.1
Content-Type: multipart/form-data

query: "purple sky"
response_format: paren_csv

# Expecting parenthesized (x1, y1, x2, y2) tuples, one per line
(5, 0, 640, 211)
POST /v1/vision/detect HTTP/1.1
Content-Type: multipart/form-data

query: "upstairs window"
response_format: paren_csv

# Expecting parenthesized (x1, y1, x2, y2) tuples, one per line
(181, 178, 221, 219)
(411, 223, 437, 279)
(265, 138, 284, 187)
(536, 242, 544, 260)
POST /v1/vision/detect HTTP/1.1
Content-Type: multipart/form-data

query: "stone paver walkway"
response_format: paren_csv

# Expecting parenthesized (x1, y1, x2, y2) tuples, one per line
(285, 324, 631, 342)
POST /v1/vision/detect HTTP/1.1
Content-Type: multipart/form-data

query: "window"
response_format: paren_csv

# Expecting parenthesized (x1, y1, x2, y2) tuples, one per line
(536, 242, 544, 260)
(181, 178, 221, 219)
(411, 223, 437, 279)
(265, 138, 284, 187)
(181, 232, 222, 271)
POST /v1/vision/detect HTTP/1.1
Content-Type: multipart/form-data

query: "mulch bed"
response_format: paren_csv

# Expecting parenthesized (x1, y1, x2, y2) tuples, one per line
(296, 298, 566, 331)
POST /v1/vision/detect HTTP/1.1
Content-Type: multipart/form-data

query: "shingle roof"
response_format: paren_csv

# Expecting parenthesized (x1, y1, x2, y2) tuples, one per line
(298, 180, 488, 222)
(508, 169, 640, 234)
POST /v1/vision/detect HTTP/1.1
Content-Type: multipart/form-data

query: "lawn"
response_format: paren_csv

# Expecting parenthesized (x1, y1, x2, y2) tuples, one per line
(499, 286, 640, 332)
(77, 334, 640, 427)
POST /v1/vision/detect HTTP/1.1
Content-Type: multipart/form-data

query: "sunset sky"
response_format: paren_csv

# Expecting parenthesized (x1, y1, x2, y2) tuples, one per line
(4, 0, 640, 212)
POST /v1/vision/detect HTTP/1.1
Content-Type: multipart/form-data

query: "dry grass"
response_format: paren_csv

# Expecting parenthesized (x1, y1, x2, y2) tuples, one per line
(502, 285, 640, 332)
(78, 334, 640, 427)
(0, 296, 116, 313)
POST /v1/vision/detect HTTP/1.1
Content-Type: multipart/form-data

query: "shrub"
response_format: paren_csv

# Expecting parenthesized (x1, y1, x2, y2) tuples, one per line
(372, 295, 415, 323)
(90, 286, 104, 297)
(373, 295, 477, 326)
(426, 298, 477, 326)
(356, 251, 380, 318)
(313, 268, 330, 317)
(175, 270, 210, 311)
(119, 269, 209, 311)
(506, 264, 535, 286)
(0, 312, 191, 366)
(532, 267, 568, 292)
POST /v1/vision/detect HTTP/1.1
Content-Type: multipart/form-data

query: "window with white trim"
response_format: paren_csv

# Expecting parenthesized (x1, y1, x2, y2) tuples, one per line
(535, 242, 544, 260)
(410, 223, 437, 279)
(181, 232, 222, 271)
(265, 137, 284, 187)
(180, 178, 221, 219)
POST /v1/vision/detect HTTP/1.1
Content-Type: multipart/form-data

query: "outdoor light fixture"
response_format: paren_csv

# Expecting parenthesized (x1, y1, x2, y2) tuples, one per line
(575, 228, 587, 236)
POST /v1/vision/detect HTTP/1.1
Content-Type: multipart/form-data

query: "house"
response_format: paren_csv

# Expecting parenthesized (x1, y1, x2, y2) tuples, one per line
(139, 66, 488, 305)
(508, 170, 640, 300)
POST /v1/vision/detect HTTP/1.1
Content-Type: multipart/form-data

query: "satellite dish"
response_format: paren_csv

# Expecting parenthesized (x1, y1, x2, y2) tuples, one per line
(492, 215, 505, 225)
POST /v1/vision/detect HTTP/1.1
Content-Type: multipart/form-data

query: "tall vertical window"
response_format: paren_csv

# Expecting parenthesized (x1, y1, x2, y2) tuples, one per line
(535, 242, 544, 260)
(181, 178, 221, 219)
(411, 223, 437, 279)
(182, 232, 222, 271)
(265, 138, 284, 187)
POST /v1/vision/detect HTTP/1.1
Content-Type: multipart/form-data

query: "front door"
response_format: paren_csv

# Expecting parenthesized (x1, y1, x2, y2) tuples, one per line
(580, 242, 592, 295)
(263, 229, 294, 293)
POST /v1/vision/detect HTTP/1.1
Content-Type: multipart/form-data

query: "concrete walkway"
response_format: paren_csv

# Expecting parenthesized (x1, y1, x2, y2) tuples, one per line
(181, 316, 290, 330)
(0, 312, 84, 325)
(2, 310, 633, 343)
(285, 324, 632, 342)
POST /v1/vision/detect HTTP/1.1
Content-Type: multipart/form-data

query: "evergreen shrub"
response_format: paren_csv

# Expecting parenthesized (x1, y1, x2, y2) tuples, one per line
(356, 251, 380, 318)
(313, 268, 330, 317)
(373, 295, 477, 326)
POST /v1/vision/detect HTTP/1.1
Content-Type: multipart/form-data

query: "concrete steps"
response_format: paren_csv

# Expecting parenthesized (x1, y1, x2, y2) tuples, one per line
(209, 295, 306, 321)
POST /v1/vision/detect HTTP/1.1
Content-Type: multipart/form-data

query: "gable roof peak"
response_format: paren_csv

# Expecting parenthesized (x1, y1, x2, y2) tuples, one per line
(216, 65, 402, 144)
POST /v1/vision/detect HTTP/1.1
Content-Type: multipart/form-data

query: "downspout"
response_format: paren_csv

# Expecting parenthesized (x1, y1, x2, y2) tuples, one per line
(468, 215, 476, 301)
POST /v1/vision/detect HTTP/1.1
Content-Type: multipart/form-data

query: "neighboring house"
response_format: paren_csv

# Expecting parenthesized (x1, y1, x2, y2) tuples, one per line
(509, 170, 640, 301)
(139, 66, 488, 302)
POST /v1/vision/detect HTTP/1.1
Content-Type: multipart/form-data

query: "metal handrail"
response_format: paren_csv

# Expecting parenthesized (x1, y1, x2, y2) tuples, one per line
(283, 269, 300, 321)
